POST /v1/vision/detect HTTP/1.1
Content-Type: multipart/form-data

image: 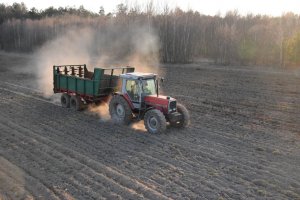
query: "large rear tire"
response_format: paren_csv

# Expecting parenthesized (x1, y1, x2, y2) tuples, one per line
(61, 93, 70, 108)
(170, 103, 190, 128)
(109, 95, 133, 125)
(144, 109, 166, 134)
(70, 95, 83, 111)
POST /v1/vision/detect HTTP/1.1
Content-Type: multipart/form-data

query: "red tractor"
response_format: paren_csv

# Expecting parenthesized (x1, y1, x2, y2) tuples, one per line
(109, 72, 190, 133)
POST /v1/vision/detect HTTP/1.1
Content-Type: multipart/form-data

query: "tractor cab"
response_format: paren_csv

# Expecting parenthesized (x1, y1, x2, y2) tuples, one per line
(119, 72, 158, 108)
(119, 72, 177, 113)
(109, 70, 190, 134)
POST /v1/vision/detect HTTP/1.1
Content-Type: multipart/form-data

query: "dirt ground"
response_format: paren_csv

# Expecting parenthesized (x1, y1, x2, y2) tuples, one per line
(0, 52, 299, 200)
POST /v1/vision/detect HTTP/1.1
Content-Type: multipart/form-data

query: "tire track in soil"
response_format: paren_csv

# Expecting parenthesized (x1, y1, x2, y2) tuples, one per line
(37, 120, 209, 198)
(178, 94, 300, 145)
(176, 94, 300, 133)
(0, 123, 148, 200)
(155, 133, 300, 198)
(187, 99, 300, 131)
(187, 113, 298, 156)
(0, 167, 33, 199)
(188, 110, 300, 155)
(0, 156, 61, 200)
(0, 114, 172, 200)
(0, 125, 83, 200)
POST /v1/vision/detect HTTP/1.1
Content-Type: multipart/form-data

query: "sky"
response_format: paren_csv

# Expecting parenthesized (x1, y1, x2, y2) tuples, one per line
(1, 0, 300, 16)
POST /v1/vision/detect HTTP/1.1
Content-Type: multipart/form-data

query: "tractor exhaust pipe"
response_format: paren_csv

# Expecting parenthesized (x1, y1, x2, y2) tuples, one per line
(156, 79, 159, 97)
(156, 77, 164, 97)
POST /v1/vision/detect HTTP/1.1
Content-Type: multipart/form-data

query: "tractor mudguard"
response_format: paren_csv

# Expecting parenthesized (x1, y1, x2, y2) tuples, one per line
(168, 112, 182, 123)
(113, 92, 135, 110)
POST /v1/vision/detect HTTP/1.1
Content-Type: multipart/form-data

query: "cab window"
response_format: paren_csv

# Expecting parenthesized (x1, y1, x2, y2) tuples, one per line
(126, 80, 140, 102)
(142, 79, 156, 95)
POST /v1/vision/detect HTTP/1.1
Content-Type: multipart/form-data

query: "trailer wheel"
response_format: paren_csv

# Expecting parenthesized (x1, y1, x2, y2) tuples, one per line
(61, 93, 70, 108)
(144, 109, 166, 134)
(70, 95, 83, 111)
(109, 95, 133, 125)
(170, 103, 190, 128)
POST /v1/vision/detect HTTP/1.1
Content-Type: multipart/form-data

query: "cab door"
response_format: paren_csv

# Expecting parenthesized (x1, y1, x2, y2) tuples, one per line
(123, 79, 141, 109)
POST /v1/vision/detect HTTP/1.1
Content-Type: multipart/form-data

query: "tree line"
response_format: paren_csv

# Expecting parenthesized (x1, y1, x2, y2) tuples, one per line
(1, 2, 300, 67)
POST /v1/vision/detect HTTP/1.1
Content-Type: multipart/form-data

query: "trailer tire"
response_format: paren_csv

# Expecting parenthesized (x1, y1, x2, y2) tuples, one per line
(170, 103, 190, 128)
(109, 95, 133, 125)
(144, 109, 166, 134)
(61, 93, 70, 108)
(70, 95, 83, 111)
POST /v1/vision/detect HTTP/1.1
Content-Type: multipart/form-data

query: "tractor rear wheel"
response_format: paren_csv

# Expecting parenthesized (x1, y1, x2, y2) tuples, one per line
(61, 93, 70, 108)
(70, 95, 83, 111)
(109, 95, 133, 125)
(144, 109, 166, 134)
(170, 103, 190, 128)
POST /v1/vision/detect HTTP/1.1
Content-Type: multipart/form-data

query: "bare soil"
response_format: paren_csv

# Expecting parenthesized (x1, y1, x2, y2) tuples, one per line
(0, 53, 300, 199)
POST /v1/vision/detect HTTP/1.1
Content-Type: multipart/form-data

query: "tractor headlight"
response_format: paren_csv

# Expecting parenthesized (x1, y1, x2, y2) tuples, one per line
(168, 100, 177, 113)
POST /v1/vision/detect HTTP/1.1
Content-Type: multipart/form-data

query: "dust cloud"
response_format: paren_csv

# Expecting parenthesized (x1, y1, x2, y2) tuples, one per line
(30, 24, 160, 122)
(32, 25, 160, 96)
(86, 98, 111, 122)
(32, 27, 94, 96)
(131, 121, 147, 132)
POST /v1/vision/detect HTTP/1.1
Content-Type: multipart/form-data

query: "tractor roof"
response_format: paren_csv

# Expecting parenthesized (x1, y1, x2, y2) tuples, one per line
(120, 72, 157, 80)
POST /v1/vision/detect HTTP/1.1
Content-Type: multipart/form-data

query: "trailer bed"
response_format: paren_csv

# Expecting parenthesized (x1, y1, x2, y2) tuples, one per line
(53, 64, 134, 101)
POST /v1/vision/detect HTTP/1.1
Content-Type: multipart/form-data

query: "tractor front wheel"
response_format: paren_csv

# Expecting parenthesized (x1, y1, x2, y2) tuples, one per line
(170, 103, 190, 128)
(61, 93, 70, 108)
(109, 95, 133, 125)
(144, 109, 166, 134)
(70, 95, 83, 111)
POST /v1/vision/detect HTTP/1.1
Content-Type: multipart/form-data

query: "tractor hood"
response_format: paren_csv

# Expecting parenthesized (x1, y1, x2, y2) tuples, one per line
(144, 95, 176, 107)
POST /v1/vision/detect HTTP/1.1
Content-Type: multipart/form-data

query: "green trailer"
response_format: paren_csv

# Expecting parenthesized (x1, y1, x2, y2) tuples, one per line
(53, 64, 134, 108)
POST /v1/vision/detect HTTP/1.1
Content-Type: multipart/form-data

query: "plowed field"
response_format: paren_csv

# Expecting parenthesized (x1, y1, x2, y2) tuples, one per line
(0, 53, 299, 199)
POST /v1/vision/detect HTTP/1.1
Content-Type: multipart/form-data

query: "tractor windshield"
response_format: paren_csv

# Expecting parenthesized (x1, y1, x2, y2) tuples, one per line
(142, 79, 156, 95)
